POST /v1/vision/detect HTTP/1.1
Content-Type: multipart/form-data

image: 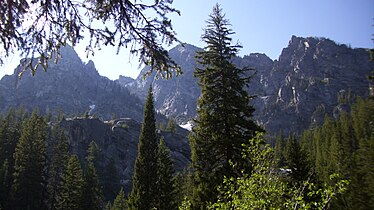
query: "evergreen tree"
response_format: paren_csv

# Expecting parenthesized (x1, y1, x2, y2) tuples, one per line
(174, 169, 193, 208)
(47, 127, 69, 210)
(284, 135, 309, 184)
(156, 138, 177, 210)
(210, 134, 349, 210)
(350, 97, 374, 209)
(10, 112, 48, 210)
(166, 117, 177, 133)
(299, 97, 374, 209)
(85, 140, 101, 172)
(82, 141, 104, 210)
(127, 85, 159, 210)
(189, 4, 263, 208)
(102, 158, 121, 202)
(274, 133, 287, 168)
(111, 188, 127, 210)
(0, 109, 23, 208)
(57, 155, 84, 210)
(105, 202, 113, 210)
(315, 116, 335, 182)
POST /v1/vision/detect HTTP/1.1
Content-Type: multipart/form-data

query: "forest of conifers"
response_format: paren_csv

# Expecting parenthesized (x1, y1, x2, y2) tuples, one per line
(0, 89, 373, 210)
(0, 2, 373, 210)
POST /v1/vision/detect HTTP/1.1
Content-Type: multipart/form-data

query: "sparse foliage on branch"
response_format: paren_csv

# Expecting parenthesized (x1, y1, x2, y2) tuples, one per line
(0, 0, 181, 78)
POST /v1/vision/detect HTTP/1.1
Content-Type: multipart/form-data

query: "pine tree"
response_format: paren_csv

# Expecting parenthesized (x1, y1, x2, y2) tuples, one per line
(274, 133, 287, 168)
(57, 155, 84, 210)
(47, 127, 69, 210)
(127, 85, 159, 210)
(111, 188, 127, 210)
(350, 97, 374, 209)
(102, 158, 121, 201)
(156, 138, 177, 210)
(284, 135, 309, 184)
(166, 117, 177, 133)
(81, 141, 104, 210)
(189, 4, 263, 208)
(0, 108, 25, 209)
(10, 112, 48, 210)
(299, 97, 374, 209)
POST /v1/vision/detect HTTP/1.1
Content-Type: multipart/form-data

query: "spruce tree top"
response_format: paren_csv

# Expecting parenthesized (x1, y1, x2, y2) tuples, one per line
(197, 4, 241, 64)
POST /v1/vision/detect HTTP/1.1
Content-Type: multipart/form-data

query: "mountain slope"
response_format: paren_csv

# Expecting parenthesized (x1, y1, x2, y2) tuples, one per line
(0, 45, 144, 121)
(121, 44, 203, 123)
(119, 36, 373, 135)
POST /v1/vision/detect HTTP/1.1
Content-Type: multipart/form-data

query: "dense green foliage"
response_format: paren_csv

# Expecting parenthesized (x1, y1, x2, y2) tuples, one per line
(10, 112, 48, 210)
(110, 188, 127, 210)
(0, 91, 180, 209)
(127, 86, 159, 209)
(102, 158, 121, 202)
(81, 141, 104, 210)
(299, 97, 374, 209)
(0, 108, 25, 209)
(166, 117, 178, 133)
(156, 138, 177, 210)
(210, 133, 349, 210)
(0, 110, 122, 209)
(128, 86, 178, 210)
(57, 155, 84, 210)
(0, 3, 372, 209)
(189, 4, 263, 209)
(47, 127, 69, 210)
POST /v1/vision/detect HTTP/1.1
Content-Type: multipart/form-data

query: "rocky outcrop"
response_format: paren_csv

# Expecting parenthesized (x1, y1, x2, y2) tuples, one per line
(119, 44, 202, 123)
(58, 117, 190, 193)
(260, 36, 372, 134)
(119, 36, 373, 135)
(1, 35, 372, 136)
(0, 45, 144, 121)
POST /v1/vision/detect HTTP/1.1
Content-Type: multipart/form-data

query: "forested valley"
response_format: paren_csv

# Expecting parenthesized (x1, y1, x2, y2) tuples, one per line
(0, 1, 373, 210)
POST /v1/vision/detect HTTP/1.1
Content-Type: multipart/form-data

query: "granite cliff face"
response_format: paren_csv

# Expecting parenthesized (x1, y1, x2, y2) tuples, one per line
(259, 36, 372, 134)
(121, 44, 202, 124)
(0, 45, 144, 121)
(119, 36, 373, 135)
(58, 117, 190, 193)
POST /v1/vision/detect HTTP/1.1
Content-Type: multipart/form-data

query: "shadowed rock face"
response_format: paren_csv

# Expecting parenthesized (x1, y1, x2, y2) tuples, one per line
(58, 117, 190, 193)
(120, 36, 373, 135)
(0, 45, 144, 121)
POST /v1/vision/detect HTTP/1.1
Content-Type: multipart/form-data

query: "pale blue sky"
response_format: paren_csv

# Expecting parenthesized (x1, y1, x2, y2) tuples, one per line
(0, 0, 373, 80)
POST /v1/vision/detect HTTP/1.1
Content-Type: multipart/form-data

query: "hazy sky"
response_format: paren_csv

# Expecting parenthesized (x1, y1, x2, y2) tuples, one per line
(0, 0, 373, 80)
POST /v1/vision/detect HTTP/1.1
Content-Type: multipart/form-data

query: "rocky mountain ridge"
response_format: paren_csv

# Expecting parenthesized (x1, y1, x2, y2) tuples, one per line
(119, 36, 373, 135)
(0, 35, 372, 194)
(0, 48, 191, 194)
(0, 45, 144, 121)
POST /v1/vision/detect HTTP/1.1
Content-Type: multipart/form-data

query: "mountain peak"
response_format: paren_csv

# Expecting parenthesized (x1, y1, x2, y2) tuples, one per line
(58, 44, 82, 66)
(169, 43, 201, 56)
(124, 37, 373, 135)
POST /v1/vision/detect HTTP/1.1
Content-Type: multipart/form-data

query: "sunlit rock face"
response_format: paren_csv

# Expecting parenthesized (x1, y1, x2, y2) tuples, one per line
(120, 36, 373, 135)
(261, 36, 372, 134)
